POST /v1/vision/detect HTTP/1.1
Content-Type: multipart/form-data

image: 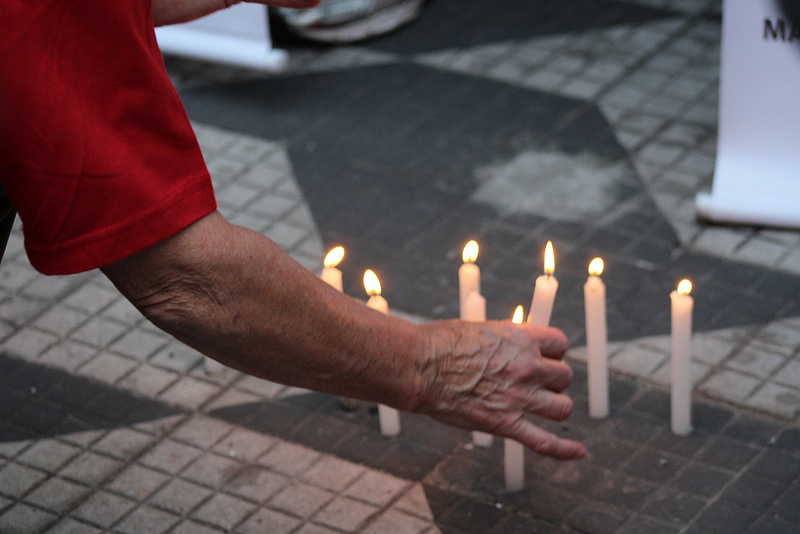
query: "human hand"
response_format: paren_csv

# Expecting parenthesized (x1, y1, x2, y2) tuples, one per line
(413, 320, 586, 460)
(152, 0, 322, 27)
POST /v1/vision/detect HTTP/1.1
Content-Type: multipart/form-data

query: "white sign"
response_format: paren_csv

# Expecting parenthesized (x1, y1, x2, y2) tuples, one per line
(695, 0, 800, 228)
(155, 4, 287, 71)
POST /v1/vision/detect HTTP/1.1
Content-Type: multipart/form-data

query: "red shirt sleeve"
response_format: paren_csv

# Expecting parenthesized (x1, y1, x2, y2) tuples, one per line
(0, 0, 217, 275)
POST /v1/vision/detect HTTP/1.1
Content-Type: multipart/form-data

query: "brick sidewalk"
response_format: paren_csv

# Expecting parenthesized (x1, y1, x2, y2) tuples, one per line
(1, 0, 799, 532)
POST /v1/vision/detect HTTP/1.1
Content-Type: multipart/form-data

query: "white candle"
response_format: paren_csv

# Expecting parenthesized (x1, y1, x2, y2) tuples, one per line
(528, 241, 559, 326)
(584, 258, 609, 419)
(364, 269, 400, 437)
(459, 241, 480, 320)
(462, 289, 493, 448)
(321, 246, 345, 291)
(671, 279, 694, 436)
(505, 305, 526, 492)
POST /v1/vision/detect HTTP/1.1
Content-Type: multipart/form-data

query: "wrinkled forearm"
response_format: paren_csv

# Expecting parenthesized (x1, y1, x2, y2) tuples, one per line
(103, 211, 586, 459)
(102, 211, 430, 410)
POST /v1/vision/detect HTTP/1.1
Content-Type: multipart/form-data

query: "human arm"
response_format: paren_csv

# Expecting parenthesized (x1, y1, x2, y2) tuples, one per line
(101, 211, 586, 460)
(152, 0, 322, 27)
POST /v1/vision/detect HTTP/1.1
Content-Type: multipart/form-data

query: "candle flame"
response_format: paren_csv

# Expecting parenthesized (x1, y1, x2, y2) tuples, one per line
(588, 257, 604, 276)
(363, 269, 382, 296)
(544, 241, 555, 275)
(462, 240, 479, 263)
(512, 305, 524, 324)
(324, 246, 345, 268)
(677, 279, 692, 295)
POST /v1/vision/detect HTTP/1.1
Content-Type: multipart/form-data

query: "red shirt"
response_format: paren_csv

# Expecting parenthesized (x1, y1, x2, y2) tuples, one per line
(0, 0, 217, 275)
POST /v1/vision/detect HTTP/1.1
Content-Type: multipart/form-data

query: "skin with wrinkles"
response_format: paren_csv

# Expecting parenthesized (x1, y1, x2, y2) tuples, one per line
(103, 212, 586, 460)
(103, 0, 587, 461)
(418, 320, 577, 458)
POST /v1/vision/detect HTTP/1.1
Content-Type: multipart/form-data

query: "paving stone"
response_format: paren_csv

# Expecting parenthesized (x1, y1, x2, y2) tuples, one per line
(622, 449, 685, 484)
(395, 484, 435, 521)
(234, 507, 302, 534)
(223, 464, 290, 503)
(148, 478, 213, 515)
(101, 298, 144, 325)
(2, 4, 800, 533)
(113, 505, 180, 534)
(721, 472, 787, 513)
(642, 489, 706, 526)
(109, 330, 169, 361)
(139, 440, 203, 475)
(45, 517, 104, 534)
(33, 306, 89, 337)
(345, 470, 411, 507)
(22, 476, 89, 514)
(212, 427, 277, 463)
(15, 439, 81, 472)
(191, 493, 256, 531)
(698, 369, 763, 404)
(746, 515, 800, 534)
(769, 483, 800, 523)
(72, 490, 137, 528)
(437, 497, 507, 534)
(616, 515, 680, 534)
(70, 318, 128, 350)
(610, 343, 668, 377)
(566, 501, 631, 534)
(668, 462, 731, 498)
(726, 348, 786, 379)
(723, 415, 784, 447)
(170, 415, 232, 450)
(294, 523, 342, 534)
(695, 498, 761, 534)
(59, 451, 124, 487)
(150, 343, 204, 373)
(313, 495, 380, 531)
(0, 502, 57, 534)
(591, 471, 658, 511)
(696, 436, 759, 473)
(181, 452, 242, 489)
(76, 352, 137, 385)
(363, 507, 434, 534)
(118, 364, 179, 398)
(258, 442, 321, 477)
(106, 464, 171, 501)
(268, 482, 335, 519)
(0, 462, 48, 498)
(3, 329, 59, 360)
(38, 341, 98, 372)
(91, 427, 155, 461)
(746, 382, 800, 420)
(158, 376, 220, 409)
(748, 449, 800, 485)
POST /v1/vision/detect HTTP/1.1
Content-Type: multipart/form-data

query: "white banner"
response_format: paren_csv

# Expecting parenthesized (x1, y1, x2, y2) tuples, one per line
(155, 4, 287, 71)
(695, 0, 800, 228)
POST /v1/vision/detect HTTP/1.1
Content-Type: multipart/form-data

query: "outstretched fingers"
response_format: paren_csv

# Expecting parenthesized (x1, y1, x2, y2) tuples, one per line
(511, 418, 587, 461)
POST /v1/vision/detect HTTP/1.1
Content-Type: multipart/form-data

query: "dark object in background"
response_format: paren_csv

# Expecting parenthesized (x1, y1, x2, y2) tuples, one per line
(273, 0, 424, 44)
(779, 0, 800, 29)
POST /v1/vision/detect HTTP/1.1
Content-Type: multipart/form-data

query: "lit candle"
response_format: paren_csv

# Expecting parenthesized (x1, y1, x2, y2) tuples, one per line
(364, 269, 400, 437)
(462, 289, 493, 448)
(671, 279, 693, 436)
(505, 305, 526, 492)
(459, 241, 480, 320)
(321, 246, 345, 291)
(584, 258, 608, 419)
(528, 241, 559, 327)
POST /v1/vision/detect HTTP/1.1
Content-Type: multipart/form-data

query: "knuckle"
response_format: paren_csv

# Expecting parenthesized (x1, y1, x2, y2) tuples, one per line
(552, 397, 573, 421)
